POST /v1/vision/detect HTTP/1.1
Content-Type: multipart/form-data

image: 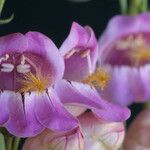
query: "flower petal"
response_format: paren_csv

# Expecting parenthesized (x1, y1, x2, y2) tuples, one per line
(54, 80, 130, 122)
(25, 31, 65, 83)
(60, 22, 89, 55)
(33, 88, 78, 132)
(63, 53, 92, 81)
(0, 91, 11, 125)
(4, 92, 44, 137)
(80, 112, 125, 150)
(0, 33, 27, 55)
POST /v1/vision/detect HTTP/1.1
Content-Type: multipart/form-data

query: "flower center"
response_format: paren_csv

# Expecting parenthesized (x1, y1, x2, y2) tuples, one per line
(19, 72, 50, 94)
(0, 52, 51, 93)
(129, 46, 150, 66)
(83, 68, 111, 90)
(106, 34, 150, 67)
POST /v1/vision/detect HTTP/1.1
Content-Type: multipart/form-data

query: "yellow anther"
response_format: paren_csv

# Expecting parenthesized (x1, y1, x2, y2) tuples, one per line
(116, 34, 145, 50)
(83, 68, 111, 90)
(80, 50, 90, 58)
(19, 71, 49, 94)
(129, 46, 150, 66)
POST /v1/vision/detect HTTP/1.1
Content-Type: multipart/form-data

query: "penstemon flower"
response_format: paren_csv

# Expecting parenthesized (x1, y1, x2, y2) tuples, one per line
(60, 22, 98, 81)
(23, 112, 125, 150)
(98, 13, 150, 106)
(0, 32, 78, 137)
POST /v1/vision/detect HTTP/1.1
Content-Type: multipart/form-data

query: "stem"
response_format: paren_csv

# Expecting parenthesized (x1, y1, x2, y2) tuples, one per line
(140, 0, 148, 12)
(129, 0, 142, 15)
(6, 136, 13, 150)
(119, 0, 128, 14)
(13, 137, 20, 150)
(0, 133, 6, 150)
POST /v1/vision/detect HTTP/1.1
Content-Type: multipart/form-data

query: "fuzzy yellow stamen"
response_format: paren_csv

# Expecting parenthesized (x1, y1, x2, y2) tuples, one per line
(129, 47, 150, 65)
(83, 68, 111, 90)
(19, 72, 49, 94)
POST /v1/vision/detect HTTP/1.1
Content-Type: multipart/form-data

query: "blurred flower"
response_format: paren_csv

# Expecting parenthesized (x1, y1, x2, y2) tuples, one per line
(23, 112, 125, 150)
(54, 80, 130, 122)
(98, 13, 150, 106)
(0, 32, 78, 137)
(60, 22, 98, 81)
(124, 109, 150, 150)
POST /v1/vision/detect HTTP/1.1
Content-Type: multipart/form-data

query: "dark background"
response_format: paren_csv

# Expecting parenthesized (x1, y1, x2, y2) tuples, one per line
(0, 0, 144, 143)
(0, 0, 120, 46)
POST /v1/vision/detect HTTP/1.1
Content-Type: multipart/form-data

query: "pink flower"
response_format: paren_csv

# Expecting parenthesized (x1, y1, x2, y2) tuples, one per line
(58, 22, 130, 121)
(98, 13, 150, 106)
(60, 22, 98, 81)
(0, 32, 78, 137)
(23, 112, 125, 150)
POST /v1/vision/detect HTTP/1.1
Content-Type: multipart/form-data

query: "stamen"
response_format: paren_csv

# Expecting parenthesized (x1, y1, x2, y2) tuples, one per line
(16, 64, 31, 73)
(129, 46, 150, 66)
(80, 50, 90, 58)
(116, 35, 145, 50)
(19, 71, 49, 94)
(64, 49, 77, 59)
(116, 35, 134, 50)
(0, 54, 9, 63)
(21, 55, 26, 65)
(1, 63, 14, 72)
(83, 68, 111, 90)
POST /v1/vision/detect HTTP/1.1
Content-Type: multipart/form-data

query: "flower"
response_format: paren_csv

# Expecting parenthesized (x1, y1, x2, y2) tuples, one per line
(23, 112, 125, 150)
(60, 22, 117, 99)
(0, 32, 78, 137)
(98, 13, 150, 106)
(60, 22, 98, 81)
(124, 109, 150, 150)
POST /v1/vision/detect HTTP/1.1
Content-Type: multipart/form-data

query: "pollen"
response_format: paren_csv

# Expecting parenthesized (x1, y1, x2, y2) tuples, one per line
(19, 72, 49, 94)
(129, 46, 150, 65)
(83, 68, 111, 90)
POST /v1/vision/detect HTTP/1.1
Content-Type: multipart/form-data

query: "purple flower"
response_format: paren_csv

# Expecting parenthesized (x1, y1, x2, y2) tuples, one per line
(58, 22, 130, 122)
(98, 13, 150, 106)
(0, 32, 78, 137)
(60, 22, 98, 81)
(54, 80, 130, 122)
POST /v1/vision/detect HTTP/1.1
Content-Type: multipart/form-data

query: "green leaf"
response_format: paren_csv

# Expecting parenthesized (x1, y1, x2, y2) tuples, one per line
(0, 133, 6, 150)
(0, 13, 14, 24)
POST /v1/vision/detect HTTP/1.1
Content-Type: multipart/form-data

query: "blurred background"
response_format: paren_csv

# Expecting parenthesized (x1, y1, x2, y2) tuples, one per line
(0, 0, 143, 125)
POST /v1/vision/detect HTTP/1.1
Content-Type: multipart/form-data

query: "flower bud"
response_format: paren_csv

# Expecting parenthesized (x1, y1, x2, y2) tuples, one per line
(23, 128, 83, 150)
(125, 109, 150, 150)
(23, 112, 125, 150)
